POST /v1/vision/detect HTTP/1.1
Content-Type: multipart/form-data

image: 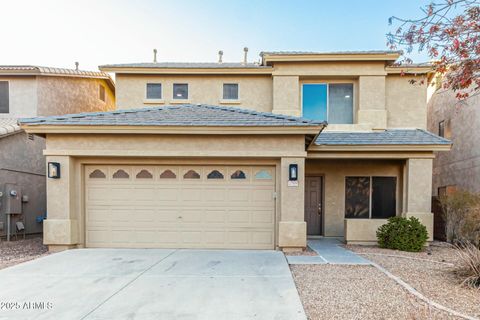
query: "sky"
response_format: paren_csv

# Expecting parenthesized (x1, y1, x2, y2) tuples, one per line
(0, 0, 433, 71)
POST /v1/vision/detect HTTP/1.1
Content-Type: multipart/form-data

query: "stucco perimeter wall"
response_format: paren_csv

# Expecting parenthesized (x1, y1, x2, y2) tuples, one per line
(386, 75, 428, 129)
(36, 76, 115, 116)
(0, 76, 37, 118)
(115, 74, 273, 112)
(43, 134, 307, 250)
(306, 159, 404, 238)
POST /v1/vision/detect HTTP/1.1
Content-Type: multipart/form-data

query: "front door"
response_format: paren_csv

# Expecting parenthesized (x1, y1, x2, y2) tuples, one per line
(305, 176, 323, 236)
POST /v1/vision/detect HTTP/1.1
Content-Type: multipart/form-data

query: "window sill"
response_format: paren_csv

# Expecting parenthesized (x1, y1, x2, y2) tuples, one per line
(219, 99, 241, 104)
(169, 99, 191, 104)
(143, 99, 165, 104)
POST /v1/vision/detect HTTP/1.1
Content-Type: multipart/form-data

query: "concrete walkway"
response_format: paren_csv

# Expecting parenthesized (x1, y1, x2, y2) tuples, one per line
(286, 238, 371, 265)
(0, 249, 306, 320)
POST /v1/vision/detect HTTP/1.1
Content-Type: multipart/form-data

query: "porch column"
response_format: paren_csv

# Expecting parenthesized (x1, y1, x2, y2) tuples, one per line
(44, 155, 79, 250)
(403, 158, 434, 240)
(278, 157, 306, 249)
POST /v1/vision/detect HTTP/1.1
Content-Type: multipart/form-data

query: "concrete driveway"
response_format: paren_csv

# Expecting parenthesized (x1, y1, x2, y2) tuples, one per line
(0, 249, 305, 320)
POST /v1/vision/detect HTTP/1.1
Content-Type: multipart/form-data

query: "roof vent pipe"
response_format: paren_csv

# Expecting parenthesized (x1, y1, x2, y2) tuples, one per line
(218, 50, 223, 63)
(75, 62, 79, 71)
(153, 49, 157, 63)
(243, 47, 248, 65)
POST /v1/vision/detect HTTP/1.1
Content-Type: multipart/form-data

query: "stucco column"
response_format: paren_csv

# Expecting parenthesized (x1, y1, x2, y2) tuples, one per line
(278, 157, 306, 249)
(272, 76, 301, 116)
(357, 76, 387, 129)
(403, 158, 434, 240)
(44, 155, 79, 249)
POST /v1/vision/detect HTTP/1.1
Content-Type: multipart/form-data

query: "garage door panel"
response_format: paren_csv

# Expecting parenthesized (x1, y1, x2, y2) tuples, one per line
(86, 165, 275, 249)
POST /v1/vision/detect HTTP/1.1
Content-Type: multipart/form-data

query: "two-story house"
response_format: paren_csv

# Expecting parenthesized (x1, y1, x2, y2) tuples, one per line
(0, 65, 115, 240)
(20, 51, 450, 251)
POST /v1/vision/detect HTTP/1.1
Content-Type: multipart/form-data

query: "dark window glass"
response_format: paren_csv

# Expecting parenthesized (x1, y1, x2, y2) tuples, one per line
(345, 177, 370, 219)
(113, 169, 129, 179)
(328, 83, 353, 124)
(207, 170, 224, 179)
(183, 170, 200, 179)
(439, 120, 445, 137)
(231, 170, 246, 179)
(99, 85, 106, 102)
(146, 83, 162, 99)
(371, 177, 396, 219)
(173, 83, 188, 99)
(0, 81, 9, 113)
(223, 84, 238, 100)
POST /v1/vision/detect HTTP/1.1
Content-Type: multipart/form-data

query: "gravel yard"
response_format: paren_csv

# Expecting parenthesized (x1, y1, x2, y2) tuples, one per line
(0, 237, 49, 270)
(291, 264, 457, 320)
(346, 242, 480, 319)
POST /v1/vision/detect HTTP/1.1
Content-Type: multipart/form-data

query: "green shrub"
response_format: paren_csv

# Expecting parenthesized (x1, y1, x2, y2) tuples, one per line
(376, 217, 428, 252)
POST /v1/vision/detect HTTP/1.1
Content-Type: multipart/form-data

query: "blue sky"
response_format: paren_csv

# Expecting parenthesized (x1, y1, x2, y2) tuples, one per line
(0, 0, 432, 70)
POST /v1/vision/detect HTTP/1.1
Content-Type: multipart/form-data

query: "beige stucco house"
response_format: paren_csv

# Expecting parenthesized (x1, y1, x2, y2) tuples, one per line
(0, 66, 115, 239)
(427, 77, 480, 196)
(20, 51, 450, 251)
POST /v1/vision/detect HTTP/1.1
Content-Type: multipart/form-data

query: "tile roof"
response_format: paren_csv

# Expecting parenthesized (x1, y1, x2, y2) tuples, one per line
(315, 129, 451, 146)
(19, 104, 326, 127)
(99, 62, 270, 69)
(0, 65, 114, 88)
(0, 118, 21, 137)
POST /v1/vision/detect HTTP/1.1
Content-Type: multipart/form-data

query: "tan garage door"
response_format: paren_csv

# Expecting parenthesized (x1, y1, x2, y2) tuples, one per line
(85, 165, 275, 249)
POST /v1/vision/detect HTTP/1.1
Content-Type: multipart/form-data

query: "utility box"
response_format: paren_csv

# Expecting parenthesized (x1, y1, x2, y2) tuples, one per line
(5, 184, 22, 214)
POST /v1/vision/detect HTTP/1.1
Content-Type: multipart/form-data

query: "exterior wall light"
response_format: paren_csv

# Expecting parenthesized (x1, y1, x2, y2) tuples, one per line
(48, 162, 61, 179)
(289, 164, 298, 181)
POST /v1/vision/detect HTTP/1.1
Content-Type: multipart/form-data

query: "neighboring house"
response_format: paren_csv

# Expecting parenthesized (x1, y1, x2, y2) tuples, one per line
(0, 66, 115, 239)
(20, 51, 450, 251)
(427, 78, 480, 196)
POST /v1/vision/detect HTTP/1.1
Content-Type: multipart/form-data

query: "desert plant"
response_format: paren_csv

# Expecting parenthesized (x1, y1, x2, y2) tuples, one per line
(453, 241, 480, 289)
(438, 190, 480, 245)
(376, 216, 429, 252)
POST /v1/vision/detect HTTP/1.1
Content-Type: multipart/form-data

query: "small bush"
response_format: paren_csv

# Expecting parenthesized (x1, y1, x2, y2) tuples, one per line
(376, 217, 429, 252)
(453, 241, 480, 288)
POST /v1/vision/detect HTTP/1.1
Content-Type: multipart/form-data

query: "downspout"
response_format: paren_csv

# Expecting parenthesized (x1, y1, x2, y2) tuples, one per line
(307, 122, 327, 151)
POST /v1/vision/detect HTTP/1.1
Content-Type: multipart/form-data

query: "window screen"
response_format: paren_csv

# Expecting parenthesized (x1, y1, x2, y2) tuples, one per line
(173, 83, 188, 99)
(371, 177, 396, 219)
(146, 83, 162, 99)
(345, 177, 370, 219)
(328, 83, 353, 124)
(0, 81, 9, 113)
(223, 83, 239, 100)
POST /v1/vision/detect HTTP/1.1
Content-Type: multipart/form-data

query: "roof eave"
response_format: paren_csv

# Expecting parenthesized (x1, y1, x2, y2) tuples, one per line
(386, 66, 432, 74)
(308, 144, 452, 152)
(99, 66, 272, 75)
(20, 124, 325, 135)
(261, 53, 401, 65)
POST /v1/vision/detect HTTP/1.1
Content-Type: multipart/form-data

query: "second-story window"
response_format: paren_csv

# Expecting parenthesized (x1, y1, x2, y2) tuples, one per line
(173, 83, 188, 100)
(438, 120, 445, 137)
(99, 84, 106, 102)
(146, 83, 162, 99)
(0, 81, 9, 113)
(223, 83, 239, 100)
(302, 83, 353, 124)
